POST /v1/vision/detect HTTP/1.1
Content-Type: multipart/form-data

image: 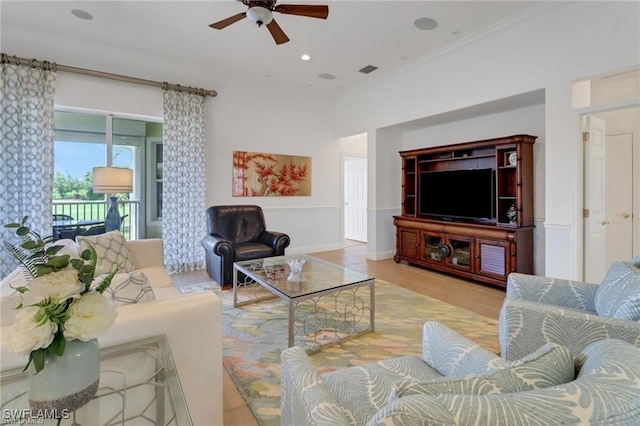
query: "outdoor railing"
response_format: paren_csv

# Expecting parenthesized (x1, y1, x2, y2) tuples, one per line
(52, 200, 140, 240)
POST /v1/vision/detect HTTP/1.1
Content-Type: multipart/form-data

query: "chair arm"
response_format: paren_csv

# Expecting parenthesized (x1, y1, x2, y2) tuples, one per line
(506, 273, 598, 312)
(281, 347, 354, 426)
(100, 292, 223, 426)
(499, 299, 640, 361)
(422, 321, 505, 377)
(201, 234, 234, 258)
(258, 231, 290, 252)
(128, 238, 165, 270)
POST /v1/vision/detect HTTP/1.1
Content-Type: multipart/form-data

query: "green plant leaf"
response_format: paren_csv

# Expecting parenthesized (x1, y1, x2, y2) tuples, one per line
(34, 265, 54, 276)
(70, 258, 84, 270)
(4, 223, 20, 228)
(12, 285, 29, 294)
(46, 254, 70, 268)
(45, 245, 64, 255)
(48, 333, 66, 357)
(16, 226, 29, 236)
(21, 240, 37, 250)
(29, 348, 47, 374)
(21, 216, 29, 225)
(81, 248, 92, 261)
(95, 264, 122, 294)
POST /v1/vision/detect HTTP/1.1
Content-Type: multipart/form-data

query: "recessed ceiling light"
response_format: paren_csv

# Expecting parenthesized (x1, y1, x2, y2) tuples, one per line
(414, 17, 438, 31)
(301, 54, 311, 61)
(318, 73, 336, 80)
(71, 9, 93, 20)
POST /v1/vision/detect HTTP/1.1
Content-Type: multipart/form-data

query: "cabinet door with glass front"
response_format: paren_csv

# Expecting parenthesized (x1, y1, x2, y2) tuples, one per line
(422, 232, 445, 264)
(445, 235, 473, 271)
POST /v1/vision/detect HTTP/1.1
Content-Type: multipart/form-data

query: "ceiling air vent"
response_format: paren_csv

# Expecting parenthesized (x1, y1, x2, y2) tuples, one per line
(359, 65, 378, 74)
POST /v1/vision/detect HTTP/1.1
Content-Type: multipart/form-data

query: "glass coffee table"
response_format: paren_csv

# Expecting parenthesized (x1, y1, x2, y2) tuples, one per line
(1, 335, 191, 425)
(233, 255, 375, 354)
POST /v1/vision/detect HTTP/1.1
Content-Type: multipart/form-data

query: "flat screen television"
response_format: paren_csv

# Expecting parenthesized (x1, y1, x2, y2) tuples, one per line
(418, 168, 495, 221)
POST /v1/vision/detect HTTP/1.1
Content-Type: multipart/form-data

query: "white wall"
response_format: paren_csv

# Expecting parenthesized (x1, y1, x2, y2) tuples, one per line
(55, 72, 343, 254)
(335, 1, 640, 279)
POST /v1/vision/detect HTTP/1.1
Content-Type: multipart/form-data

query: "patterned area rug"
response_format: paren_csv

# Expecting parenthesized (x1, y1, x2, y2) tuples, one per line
(211, 279, 500, 425)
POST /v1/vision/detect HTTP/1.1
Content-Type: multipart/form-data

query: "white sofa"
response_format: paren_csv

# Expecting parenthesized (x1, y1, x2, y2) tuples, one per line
(0, 238, 223, 426)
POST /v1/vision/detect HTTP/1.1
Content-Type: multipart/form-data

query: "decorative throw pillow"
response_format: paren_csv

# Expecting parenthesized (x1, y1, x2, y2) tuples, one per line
(631, 254, 640, 268)
(595, 261, 640, 320)
(388, 342, 574, 404)
(77, 231, 135, 276)
(102, 271, 154, 305)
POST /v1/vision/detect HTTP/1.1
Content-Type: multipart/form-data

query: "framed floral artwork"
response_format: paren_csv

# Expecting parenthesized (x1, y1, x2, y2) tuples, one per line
(233, 151, 311, 196)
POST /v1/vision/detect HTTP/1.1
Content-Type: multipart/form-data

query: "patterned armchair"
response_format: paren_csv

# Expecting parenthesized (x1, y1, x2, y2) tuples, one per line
(499, 261, 640, 361)
(281, 321, 640, 425)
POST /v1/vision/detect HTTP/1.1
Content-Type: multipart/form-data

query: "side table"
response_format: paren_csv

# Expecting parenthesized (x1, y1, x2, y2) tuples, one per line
(1, 335, 191, 425)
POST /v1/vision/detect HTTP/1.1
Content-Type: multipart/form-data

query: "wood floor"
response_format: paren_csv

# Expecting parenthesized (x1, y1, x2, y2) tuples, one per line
(212, 241, 507, 425)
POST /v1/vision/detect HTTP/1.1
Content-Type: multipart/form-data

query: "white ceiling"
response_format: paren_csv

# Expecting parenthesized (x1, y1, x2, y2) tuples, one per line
(1, 1, 544, 97)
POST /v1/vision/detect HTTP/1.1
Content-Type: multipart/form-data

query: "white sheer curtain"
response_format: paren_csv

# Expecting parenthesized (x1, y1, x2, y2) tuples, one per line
(0, 61, 57, 279)
(162, 89, 207, 274)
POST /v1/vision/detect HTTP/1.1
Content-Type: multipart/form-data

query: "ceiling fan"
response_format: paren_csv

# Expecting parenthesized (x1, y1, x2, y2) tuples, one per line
(209, 1, 329, 45)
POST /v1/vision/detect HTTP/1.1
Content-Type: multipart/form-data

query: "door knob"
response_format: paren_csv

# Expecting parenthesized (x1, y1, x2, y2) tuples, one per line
(621, 212, 630, 219)
(601, 220, 610, 225)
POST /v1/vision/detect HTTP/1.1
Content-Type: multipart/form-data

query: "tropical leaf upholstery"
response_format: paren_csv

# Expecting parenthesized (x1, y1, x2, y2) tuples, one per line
(421, 320, 507, 376)
(389, 342, 574, 403)
(279, 322, 625, 426)
(500, 272, 640, 361)
(594, 261, 640, 320)
(367, 339, 640, 425)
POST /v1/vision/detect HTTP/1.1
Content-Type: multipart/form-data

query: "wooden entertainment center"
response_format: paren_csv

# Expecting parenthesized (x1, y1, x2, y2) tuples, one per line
(393, 134, 536, 288)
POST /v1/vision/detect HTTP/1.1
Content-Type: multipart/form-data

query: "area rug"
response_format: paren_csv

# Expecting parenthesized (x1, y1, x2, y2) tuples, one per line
(213, 280, 500, 425)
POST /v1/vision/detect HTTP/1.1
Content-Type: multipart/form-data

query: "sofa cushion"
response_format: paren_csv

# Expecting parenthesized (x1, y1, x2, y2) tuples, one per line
(632, 254, 640, 268)
(389, 342, 574, 403)
(77, 231, 135, 276)
(321, 355, 441, 425)
(595, 261, 640, 321)
(103, 271, 155, 305)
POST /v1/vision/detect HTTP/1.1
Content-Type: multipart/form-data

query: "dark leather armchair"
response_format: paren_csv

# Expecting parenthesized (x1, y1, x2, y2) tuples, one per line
(201, 205, 290, 289)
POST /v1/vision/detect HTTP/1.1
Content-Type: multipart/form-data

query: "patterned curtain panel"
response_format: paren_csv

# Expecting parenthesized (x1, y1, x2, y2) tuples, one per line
(0, 63, 57, 279)
(162, 89, 207, 274)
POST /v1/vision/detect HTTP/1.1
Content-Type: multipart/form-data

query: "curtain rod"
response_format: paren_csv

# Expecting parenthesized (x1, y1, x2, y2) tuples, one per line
(1, 53, 218, 98)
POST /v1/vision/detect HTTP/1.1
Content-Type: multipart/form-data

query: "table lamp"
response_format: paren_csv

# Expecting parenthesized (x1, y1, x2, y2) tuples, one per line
(92, 167, 133, 232)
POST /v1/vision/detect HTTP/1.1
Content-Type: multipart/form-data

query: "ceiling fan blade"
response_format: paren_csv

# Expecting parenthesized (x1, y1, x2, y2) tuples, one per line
(273, 4, 329, 19)
(209, 12, 247, 30)
(266, 19, 290, 45)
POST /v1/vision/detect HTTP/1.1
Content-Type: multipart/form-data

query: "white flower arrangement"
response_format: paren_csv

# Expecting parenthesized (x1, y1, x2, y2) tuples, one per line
(4, 216, 118, 374)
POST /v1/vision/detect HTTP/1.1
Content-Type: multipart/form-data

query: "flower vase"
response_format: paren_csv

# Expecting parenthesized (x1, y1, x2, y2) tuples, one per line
(287, 259, 305, 282)
(28, 339, 100, 416)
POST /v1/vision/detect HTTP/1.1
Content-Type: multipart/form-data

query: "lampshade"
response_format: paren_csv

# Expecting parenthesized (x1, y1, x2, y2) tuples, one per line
(92, 167, 133, 193)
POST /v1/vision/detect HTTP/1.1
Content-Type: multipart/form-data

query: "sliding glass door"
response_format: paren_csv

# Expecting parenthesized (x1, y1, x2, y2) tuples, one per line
(53, 111, 162, 239)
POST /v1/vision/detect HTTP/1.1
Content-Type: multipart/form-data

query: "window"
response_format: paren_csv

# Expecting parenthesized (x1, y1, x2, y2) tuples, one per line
(53, 111, 162, 239)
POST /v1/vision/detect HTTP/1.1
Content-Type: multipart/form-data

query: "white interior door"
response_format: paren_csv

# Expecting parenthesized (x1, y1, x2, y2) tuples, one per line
(584, 115, 607, 282)
(604, 133, 634, 264)
(344, 157, 367, 242)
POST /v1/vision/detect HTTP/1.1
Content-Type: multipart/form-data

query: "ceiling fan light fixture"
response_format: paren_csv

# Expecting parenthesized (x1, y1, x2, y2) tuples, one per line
(246, 6, 273, 27)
